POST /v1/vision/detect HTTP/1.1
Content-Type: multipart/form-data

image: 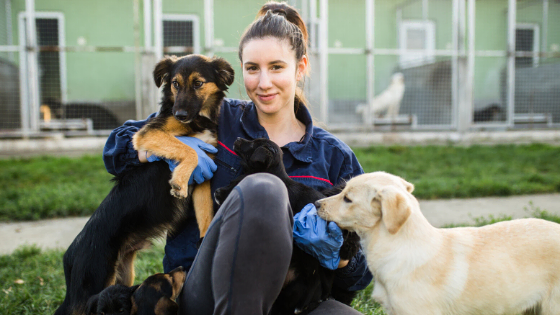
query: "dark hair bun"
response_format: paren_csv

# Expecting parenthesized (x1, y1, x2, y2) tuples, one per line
(257, 2, 308, 44)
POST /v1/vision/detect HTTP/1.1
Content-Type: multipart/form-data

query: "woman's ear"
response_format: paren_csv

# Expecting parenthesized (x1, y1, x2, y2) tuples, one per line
(296, 55, 308, 81)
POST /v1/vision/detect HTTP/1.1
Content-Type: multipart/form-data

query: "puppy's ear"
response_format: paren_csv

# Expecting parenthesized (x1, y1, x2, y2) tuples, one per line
(129, 284, 140, 294)
(249, 147, 273, 169)
(378, 186, 411, 234)
(156, 299, 179, 315)
(211, 57, 235, 90)
(153, 56, 177, 88)
(401, 178, 414, 193)
(168, 267, 187, 299)
(85, 293, 100, 315)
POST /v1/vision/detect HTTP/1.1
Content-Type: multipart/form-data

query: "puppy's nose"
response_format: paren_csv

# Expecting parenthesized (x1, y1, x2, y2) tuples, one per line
(314, 201, 322, 209)
(174, 110, 188, 121)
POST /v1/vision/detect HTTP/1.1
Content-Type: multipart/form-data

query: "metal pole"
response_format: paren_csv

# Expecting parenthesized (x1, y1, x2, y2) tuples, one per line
(319, 0, 328, 124)
(133, 0, 142, 120)
(25, 0, 39, 132)
(310, 0, 317, 51)
(365, 0, 374, 126)
(144, 0, 152, 50)
(6, 0, 14, 62)
(465, 0, 475, 129)
(507, 0, 516, 127)
(457, 0, 467, 132)
(153, 0, 163, 61)
(543, 0, 548, 61)
(451, 0, 458, 128)
(204, 0, 214, 57)
(422, 0, 428, 21)
(18, 15, 29, 135)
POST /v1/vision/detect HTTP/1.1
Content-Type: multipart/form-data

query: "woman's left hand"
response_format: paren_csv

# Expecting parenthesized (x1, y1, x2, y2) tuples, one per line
(293, 203, 344, 270)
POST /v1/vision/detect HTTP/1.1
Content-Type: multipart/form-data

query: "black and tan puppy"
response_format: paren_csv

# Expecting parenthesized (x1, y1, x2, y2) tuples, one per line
(85, 284, 139, 315)
(55, 55, 234, 315)
(214, 138, 361, 314)
(131, 267, 187, 315)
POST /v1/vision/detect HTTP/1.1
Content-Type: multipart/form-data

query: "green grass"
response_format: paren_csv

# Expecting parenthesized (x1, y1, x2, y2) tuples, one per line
(0, 244, 165, 315)
(1, 143, 560, 222)
(354, 143, 560, 199)
(0, 155, 113, 221)
(3, 209, 559, 314)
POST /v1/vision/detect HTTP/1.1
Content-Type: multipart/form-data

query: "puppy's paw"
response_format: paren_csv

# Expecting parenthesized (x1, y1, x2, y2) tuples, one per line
(213, 188, 227, 205)
(169, 180, 189, 199)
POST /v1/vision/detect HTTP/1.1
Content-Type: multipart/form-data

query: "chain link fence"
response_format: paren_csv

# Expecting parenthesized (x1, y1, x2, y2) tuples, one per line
(0, 0, 558, 138)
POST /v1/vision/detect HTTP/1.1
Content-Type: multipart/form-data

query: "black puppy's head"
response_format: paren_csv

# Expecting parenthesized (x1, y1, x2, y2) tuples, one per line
(131, 266, 187, 315)
(233, 138, 283, 172)
(153, 54, 235, 123)
(86, 284, 138, 315)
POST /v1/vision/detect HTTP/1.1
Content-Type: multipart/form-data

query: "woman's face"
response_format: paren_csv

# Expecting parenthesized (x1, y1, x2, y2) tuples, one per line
(241, 37, 307, 117)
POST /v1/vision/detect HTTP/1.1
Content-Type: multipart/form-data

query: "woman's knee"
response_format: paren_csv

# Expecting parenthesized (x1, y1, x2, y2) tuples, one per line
(237, 173, 289, 209)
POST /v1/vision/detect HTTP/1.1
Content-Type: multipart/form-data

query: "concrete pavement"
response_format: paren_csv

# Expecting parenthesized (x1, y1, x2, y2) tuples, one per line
(1, 193, 559, 256)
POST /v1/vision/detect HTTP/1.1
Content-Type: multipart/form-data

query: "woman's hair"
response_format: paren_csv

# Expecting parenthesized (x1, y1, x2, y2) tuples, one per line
(238, 1, 309, 109)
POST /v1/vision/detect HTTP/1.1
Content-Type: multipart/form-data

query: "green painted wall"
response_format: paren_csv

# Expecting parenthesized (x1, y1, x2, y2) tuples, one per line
(0, 0, 9, 60)
(10, 0, 140, 102)
(4, 0, 560, 109)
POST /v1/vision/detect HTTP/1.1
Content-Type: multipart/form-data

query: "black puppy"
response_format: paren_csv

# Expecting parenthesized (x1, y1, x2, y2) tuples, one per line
(131, 266, 187, 315)
(86, 284, 139, 315)
(214, 138, 361, 314)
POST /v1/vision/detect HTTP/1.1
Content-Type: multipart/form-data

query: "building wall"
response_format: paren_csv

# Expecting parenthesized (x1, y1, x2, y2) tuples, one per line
(5, 0, 560, 112)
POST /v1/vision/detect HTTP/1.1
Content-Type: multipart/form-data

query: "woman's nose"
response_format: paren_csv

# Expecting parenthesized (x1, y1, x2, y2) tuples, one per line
(258, 71, 273, 90)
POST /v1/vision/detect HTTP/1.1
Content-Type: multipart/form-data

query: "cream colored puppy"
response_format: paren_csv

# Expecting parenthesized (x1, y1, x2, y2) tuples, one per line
(316, 171, 560, 315)
(356, 73, 405, 122)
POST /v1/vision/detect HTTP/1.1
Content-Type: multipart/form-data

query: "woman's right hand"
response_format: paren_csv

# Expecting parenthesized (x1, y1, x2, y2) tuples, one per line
(143, 136, 218, 185)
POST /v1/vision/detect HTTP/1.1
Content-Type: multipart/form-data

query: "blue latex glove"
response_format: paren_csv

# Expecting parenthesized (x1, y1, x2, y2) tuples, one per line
(147, 136, 218, 185)
(293, 203, 344, 270)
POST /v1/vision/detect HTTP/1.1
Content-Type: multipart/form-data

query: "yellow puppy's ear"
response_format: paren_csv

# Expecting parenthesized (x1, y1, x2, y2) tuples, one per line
(404, 180, 414, 193)
(379, 186, 411, 234)
(397, 175, 414, 193)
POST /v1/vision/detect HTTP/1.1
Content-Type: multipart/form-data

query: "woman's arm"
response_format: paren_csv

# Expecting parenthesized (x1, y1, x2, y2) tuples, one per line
(103, 113, 157, 175)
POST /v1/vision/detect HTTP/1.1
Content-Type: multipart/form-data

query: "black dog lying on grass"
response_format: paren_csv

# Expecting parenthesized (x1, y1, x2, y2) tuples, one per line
(85, 266, 186, 315)
(86, 284, 138, 315)
(214, 138, 361, 315)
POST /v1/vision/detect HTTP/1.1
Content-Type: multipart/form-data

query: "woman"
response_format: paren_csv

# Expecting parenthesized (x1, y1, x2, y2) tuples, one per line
(103, 2, 372, 314)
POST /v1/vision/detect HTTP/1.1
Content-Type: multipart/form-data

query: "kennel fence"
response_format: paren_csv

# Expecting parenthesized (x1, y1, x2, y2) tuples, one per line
(0, 0, 558, 138)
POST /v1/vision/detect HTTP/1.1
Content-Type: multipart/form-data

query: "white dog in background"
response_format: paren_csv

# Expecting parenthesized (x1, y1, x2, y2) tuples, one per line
(316, 171, 560, 315)
(356, 73, 405, 123)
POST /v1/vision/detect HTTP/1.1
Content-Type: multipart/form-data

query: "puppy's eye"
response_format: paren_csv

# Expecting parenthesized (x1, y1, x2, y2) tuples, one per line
(193, 80, 204, 88)
(343, 195, 352, 203)
(118, 308, 125, 313)
(172, 80, 179, 89)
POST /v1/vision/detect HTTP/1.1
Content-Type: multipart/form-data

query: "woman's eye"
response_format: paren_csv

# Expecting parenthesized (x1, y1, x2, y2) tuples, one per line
(271, 65, 283, 70)
(172, 81, 179, 89)
(343, 195, 352, 203)
(193, 80, 204, 88)
(246, 66, 257, 72)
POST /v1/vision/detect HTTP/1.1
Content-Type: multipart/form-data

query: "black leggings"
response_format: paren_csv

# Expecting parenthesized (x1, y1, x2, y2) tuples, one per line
(178, 173, 363, 315)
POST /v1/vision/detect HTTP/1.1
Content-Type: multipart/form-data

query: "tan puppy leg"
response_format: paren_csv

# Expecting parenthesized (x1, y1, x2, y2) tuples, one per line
(192, 181, 214, 238)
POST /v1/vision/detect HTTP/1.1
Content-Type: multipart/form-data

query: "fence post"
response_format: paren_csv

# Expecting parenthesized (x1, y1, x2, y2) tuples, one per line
(153, 0, 163, 62)
(451, 0, 459, 129)
(204, 0, 214, 57)
(507, 0, 516, 127)
(365, 0, 374, 127)
(25, 0, 40, 133)
(319, 0, 328, 124)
